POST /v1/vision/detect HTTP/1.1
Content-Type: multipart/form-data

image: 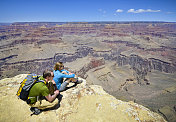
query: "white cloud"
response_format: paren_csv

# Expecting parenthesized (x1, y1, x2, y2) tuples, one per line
(128, 9, 161, 13)
(116, 9, 123, 13)
(128, 9, 135, 13)
(146, 9, 160, 12)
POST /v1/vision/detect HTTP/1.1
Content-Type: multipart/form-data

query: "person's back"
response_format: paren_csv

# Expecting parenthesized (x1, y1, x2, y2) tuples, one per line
(28, 69, 60, 115)
(53, 62, 75, 90)
(53, 62, 83, 92)
(53, 70, 64, 81)
(28, 82, 49, 104)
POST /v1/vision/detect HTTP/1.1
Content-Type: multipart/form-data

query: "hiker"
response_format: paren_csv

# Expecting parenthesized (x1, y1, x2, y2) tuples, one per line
(53, 62, 82, 92)
(28, 69, 60, 115)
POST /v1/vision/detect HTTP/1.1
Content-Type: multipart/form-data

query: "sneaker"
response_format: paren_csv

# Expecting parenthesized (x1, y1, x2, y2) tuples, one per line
(30, 107, 41, 115)
(57, 94, 63, 102)
(76, 77, 83, 84)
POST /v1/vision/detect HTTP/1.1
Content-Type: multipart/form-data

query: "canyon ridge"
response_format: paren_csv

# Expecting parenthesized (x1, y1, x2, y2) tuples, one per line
(0, 22, 176, 121)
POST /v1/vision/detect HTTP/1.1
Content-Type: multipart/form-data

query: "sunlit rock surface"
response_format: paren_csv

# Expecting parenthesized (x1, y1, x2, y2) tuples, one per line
(0, 74, 166, 122)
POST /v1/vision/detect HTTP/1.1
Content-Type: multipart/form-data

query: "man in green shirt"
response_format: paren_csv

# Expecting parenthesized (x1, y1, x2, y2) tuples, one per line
(28, 69, 60, 115)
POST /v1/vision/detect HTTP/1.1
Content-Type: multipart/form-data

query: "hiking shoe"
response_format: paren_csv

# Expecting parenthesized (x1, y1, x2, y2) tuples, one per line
(30, 107, 41, 115)
(57, 94, 63, 102)
(76, 77, 83, 84)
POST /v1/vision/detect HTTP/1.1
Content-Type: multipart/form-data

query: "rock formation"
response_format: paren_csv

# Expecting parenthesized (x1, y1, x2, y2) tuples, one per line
(0, 74, 166, 122)
(0, 22, 176, 121)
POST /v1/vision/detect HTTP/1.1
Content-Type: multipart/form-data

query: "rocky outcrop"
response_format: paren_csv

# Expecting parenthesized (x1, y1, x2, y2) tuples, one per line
(0, 22, 176, 80)
(92, 50, 176, 84)
(0, 74, 166, 122)
(1, 44, 175, 83)
(0, 22, 176, 121)
(0, 46, 94, 78)
(53, 46, 93, 63)
(158, 106, 176, 122)
(76, 58, 105, 78)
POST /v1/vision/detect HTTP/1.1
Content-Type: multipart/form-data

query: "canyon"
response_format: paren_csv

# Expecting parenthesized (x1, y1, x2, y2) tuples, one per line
(0, 22, 176, 121)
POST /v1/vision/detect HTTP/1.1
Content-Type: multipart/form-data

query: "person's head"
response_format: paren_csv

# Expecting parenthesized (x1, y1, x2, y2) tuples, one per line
(43, 69, 54, 82)
(54, 62, 64, 71)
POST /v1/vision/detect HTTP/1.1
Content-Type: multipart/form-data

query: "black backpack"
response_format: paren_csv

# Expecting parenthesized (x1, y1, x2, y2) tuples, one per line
(16, 74, 45, 102)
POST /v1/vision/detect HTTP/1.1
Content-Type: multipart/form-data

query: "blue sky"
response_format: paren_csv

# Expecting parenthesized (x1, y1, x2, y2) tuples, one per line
(0, 0, 176, 22)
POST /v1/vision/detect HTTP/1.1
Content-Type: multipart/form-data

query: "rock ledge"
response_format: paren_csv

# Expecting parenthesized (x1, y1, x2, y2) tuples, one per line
(0, 74, 166, 122)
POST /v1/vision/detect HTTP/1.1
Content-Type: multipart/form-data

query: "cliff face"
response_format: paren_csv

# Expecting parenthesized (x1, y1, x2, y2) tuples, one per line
(1, 45, 175, 82)
(0, 74, 166, 122)
(1, 22, 176, 79)
(0, 22, 176, 121)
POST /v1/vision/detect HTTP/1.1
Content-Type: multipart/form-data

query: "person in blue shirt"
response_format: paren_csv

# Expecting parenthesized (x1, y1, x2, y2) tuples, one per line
(53, 62, 82, 92)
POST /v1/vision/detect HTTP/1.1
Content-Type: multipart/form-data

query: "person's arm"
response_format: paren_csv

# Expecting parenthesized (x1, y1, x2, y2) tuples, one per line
(61, 69, 69, 73)
(45, 90, 60, 103)
(61, 73, 75, 78)
(61, 71, 68, 75)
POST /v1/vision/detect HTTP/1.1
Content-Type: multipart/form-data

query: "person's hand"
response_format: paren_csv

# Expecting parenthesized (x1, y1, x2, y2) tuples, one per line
(54, 90, 60, 95)
(61, 71, 68, 74)
(51, 79, 56, 84)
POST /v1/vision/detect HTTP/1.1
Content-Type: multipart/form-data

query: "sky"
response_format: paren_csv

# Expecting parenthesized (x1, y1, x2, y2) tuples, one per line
(0, 0, 176, 22)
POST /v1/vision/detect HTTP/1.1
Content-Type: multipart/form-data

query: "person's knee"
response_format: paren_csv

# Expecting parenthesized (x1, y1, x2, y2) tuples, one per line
(59, 87, 64, 92)
(48, 100, 53, 103)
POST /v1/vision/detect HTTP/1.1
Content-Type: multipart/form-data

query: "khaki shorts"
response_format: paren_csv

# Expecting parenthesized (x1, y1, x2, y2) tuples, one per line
(29, 98, 58, 110)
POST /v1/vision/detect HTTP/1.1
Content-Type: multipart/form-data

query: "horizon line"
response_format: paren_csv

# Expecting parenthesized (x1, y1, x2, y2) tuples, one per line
(1, 20, 176, 24)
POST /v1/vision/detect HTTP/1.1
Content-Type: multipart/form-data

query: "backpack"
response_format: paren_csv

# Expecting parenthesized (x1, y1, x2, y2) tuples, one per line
(16, 74, 45, 102)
